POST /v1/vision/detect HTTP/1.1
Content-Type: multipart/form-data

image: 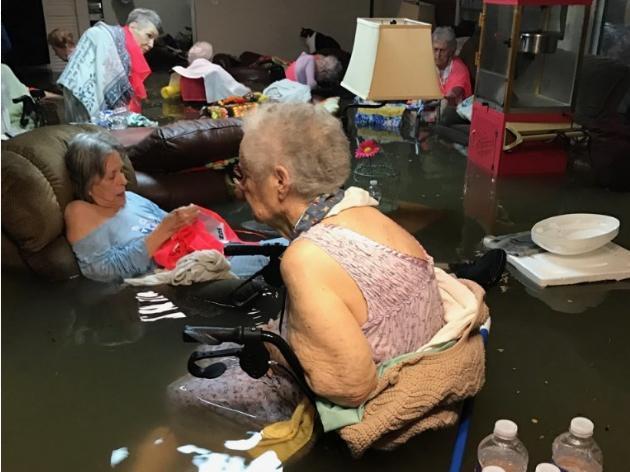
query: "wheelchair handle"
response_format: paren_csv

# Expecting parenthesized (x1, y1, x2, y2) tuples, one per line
(223, 243, 286, 258)
(183, 325, 263, 345)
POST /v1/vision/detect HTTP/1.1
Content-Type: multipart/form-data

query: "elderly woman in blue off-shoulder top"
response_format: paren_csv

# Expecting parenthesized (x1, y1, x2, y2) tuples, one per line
(64, 132, 274, 283)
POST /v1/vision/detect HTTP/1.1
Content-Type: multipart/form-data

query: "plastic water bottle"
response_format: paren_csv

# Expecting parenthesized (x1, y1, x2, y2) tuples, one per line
(368, 179, 382, 203)
(552, 417, 603, 472)
(536, 464, 561, 472)
(477, 419, 529, 472)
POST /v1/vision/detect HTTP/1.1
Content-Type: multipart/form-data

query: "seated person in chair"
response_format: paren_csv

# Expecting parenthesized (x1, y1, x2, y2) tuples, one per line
(421, 27, 473, 125)
(63, 132, 280, 283)
(166, 41, 251, 102)
(433, 26, 472, 107)
(167, 103, 446, 427)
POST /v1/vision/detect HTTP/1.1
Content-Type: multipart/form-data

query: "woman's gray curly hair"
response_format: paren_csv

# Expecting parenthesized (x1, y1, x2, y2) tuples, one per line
(314, 55, 343, 83)
(65, 132, 126, 203)
(432, 26, 457, 52)
(241, 103, 350, 200)
(126, 8, 162, 33)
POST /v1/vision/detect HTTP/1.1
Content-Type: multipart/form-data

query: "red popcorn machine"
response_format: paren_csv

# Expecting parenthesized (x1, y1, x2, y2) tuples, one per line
(468, 0, 592, 176)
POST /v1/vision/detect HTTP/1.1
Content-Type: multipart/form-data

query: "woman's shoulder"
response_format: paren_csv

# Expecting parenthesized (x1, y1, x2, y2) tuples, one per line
(64, 200, 106, 244)
(281, 238, 331, 282)
(64, 199, 94, 219)
(323, 207, 430, 259)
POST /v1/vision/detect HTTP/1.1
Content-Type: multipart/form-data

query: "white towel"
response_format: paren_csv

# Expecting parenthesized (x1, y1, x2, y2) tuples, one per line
(173, 58, 250, 103)
(417, 267, 481, 352)
(328, 186, 379, 216)
(124, 250, 237, 286)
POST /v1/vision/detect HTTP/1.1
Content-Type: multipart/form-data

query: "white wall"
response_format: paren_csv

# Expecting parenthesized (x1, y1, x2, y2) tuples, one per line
(103, 0, 192, 36)
(100, 0, 405, 58)
(192, 0, 394, 59)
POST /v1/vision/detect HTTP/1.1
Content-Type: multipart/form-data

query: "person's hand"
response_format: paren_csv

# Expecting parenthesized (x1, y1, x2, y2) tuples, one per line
(145, 204, 200, 256)
(159, 204, 200, 236)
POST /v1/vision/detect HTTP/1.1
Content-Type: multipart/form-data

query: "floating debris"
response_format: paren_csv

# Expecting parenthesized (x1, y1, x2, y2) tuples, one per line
(497, 348, 505, 353)
(531, 418, 539, 424)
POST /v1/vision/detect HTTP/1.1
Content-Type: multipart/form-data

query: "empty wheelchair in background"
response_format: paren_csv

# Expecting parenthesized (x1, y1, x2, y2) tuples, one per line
(12, 88, 55, 129)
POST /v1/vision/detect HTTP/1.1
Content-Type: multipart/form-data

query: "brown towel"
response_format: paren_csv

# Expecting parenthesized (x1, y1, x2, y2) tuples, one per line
(339, 279, 488, 457)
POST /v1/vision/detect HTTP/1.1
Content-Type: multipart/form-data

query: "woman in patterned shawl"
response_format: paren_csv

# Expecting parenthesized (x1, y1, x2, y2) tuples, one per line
(58, 8, 161, 122)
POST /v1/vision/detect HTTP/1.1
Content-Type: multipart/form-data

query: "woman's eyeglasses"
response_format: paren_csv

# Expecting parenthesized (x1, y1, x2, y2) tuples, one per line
(229, 163, 246, 188)
(232, 163, 244, 182)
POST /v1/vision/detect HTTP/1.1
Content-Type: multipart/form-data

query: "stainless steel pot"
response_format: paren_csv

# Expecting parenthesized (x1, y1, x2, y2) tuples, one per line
(519, 32, 559, 54)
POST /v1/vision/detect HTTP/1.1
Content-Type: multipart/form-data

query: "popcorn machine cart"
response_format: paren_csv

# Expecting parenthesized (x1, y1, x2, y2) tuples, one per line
(468, 0, 592, 176)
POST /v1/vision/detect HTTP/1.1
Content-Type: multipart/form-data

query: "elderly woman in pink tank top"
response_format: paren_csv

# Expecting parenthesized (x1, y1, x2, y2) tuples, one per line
(166, 103, 445, 437)
(237, 103, 445, 407)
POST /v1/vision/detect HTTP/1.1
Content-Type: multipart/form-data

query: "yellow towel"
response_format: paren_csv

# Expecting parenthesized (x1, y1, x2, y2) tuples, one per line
(248, 397, 315, 462)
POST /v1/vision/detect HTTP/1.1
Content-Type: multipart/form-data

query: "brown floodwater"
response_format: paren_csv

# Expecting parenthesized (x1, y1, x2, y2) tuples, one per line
(3, 129, 629, 471)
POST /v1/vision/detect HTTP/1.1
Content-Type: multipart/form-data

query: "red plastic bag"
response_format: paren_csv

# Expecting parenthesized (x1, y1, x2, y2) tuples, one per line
(153, 207, 253, 269)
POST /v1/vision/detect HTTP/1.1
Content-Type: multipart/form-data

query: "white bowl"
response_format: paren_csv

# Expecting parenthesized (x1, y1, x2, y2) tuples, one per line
(531, 213, 620, 256)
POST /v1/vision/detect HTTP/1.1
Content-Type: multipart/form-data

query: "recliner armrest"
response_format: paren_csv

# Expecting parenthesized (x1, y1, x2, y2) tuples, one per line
(120, 118, 244, 174)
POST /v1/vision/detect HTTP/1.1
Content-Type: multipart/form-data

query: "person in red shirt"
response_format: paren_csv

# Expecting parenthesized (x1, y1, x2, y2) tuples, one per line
(432, 26, 472, 106)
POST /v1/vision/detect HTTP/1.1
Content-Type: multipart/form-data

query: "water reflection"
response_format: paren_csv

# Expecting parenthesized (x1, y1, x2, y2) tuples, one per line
(3, 118, 630, 470)
(509, 267, 630, 314)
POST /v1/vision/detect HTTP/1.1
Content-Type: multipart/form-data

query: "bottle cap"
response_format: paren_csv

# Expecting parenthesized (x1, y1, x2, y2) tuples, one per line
(369, 179, 378, 185)
(570, 417, 594, 438)
(535, 464, 561, 472)
(493, 419, 518, 440)
(482, 467, 506, 472)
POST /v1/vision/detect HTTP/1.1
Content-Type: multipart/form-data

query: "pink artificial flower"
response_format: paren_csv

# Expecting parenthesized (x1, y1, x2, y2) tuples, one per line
(355, 139, 381, 159)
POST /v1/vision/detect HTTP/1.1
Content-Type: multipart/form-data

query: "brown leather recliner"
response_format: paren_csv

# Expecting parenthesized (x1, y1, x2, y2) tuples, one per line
(1, 118, 244, 280)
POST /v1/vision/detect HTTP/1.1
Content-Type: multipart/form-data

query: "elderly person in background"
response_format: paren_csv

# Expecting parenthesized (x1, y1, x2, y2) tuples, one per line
(187, 40, 214, 63)
(64, 132, 280, 283)
(433, 26, 472, 106)
(58, 8, 161, 123)
(167, 40, 250, 102)
(47, 28, 76, 62)
(168, 103, 445, 426)
(285, 52, 343, 89)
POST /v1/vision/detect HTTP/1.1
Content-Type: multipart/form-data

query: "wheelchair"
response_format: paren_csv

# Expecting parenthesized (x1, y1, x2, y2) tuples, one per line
(182, 243, 490, 470)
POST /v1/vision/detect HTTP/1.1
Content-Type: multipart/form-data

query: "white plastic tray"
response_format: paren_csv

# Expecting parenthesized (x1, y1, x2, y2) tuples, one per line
(508, 242, 630, 287)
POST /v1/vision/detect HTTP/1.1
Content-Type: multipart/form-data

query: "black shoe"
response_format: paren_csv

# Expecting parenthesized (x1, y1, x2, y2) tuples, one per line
(449, 249, 507, 289)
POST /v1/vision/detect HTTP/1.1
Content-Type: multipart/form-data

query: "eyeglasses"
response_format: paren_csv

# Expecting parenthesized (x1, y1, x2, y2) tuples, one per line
(232, 163, 244, 182)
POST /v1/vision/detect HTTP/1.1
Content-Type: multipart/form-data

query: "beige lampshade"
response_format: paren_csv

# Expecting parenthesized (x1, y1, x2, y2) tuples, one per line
(341, 18, 443, 101)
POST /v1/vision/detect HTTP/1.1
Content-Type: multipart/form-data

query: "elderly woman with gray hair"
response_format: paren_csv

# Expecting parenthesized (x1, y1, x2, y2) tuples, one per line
(168, 103, 446, 427)
(432, 26, 472, 106)
(285, 52, 343, 89)
(63, 132, 280, 283)
(58, 8, 162, 122)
